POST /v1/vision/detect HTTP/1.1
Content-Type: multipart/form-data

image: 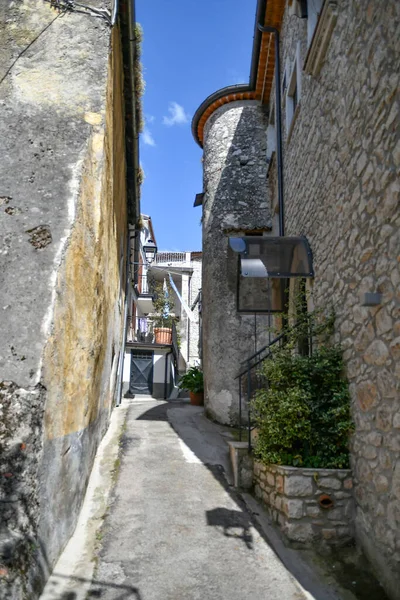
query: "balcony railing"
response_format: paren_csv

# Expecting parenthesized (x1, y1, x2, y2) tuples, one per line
(135, 274, 155, 296)
(155, 252, 188, 264)
(127, 316, 174, 345)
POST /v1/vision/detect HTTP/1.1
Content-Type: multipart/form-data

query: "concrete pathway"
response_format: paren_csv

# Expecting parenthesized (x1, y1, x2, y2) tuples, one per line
(86, 398, 307, 600)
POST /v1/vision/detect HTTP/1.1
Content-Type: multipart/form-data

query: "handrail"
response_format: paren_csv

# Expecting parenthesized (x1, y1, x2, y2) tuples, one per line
(238, 332, 284, 370)
(237, 318, 314, 447)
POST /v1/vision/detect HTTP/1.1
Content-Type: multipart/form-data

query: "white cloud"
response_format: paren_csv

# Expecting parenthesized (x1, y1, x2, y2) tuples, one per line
(162, 102, 190, 126)
(146, 114, 155, 124)
(142, 127, 155, 147)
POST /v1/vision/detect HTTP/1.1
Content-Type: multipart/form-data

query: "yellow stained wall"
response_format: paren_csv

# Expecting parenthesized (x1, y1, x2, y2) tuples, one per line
(43, 26, 127, 439)
(38, 26, 130, 572)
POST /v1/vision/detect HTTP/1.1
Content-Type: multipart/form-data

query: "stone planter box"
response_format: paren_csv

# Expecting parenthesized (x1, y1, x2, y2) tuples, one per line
(254, 461, 354, 546)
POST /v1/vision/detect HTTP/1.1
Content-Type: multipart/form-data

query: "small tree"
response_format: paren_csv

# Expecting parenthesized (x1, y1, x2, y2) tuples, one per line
(152, 281, 175, 327)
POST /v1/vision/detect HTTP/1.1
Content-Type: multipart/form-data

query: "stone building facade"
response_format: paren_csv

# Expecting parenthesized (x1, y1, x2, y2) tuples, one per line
(0, 1, 140, 597)
(201, 102, 271, 424)
(192, 0, 399, 597)
(272, 2, 399, 597)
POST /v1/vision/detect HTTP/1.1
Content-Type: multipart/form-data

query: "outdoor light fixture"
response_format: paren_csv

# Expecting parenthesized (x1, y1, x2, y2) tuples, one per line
(143, 239, 157, 265)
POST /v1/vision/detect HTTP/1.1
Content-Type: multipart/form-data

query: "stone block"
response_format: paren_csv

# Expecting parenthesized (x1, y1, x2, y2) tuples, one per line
(356, 380, 378, 411)
(374, 474, 389, 493)
(285, 522, 314, 543)
(284, 476, 313, 496)
(267, 472, 275, 486)
(322, 529, 337, 540)
(276, 474, 284, 493)
(306, 505, 321, 518)
(274, 495, 282, 511)
(364, 340, 389, 366)
(343, 478, 353, 490)
(283, 499, 304, 519)
(318, 477, 342, 490)
(327, 508, 345, 521)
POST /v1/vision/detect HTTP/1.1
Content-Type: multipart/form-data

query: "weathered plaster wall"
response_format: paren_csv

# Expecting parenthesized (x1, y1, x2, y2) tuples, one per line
(202, 101, 271, 424)
(267, 1, 399, 596)
(188, 258, 202, 366)
(0, 3, 128, 597)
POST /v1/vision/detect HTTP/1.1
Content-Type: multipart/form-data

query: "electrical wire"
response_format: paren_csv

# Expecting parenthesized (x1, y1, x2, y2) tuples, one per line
(44, 0, 111, 24)
(0, 11, 63, 87)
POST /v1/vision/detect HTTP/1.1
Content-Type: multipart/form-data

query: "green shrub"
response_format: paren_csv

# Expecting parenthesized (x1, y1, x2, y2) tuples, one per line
(251, 339, 353, 469)
(178, 366, 204, 393)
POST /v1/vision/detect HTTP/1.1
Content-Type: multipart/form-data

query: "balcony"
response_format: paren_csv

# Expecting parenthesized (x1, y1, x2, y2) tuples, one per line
(127, 316, 178, 350)
(134, 274, 155, 313)
(155, 252, 192, 266)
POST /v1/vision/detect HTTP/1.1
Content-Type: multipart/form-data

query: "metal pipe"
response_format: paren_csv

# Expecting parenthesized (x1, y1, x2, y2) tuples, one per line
(239, 375, 242, 441)
(257, 23, 284, 237)
(164, 350, 173, 400)
(247, 361, 252, 453)
(111, 0, 119, 26)
(115, 233, 131, 407)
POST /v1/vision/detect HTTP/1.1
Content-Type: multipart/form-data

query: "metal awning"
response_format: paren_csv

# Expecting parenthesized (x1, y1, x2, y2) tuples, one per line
(229, 236, 314, 278)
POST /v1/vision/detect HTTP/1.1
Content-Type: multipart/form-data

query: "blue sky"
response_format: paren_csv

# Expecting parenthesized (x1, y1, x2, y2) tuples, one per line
(136, 0, 256, 251)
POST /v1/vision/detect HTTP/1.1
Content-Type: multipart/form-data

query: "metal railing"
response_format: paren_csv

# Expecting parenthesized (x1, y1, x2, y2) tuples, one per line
(135, 274, 155, 296)
(237, 320, 313, 451)
(127, 316, 175, 345)
(155, 252, 188, 264)
(171, 321, 179, 359)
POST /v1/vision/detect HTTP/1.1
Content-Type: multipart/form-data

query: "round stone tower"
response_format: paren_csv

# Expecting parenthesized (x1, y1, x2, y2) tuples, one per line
(199, 100, 271, 425)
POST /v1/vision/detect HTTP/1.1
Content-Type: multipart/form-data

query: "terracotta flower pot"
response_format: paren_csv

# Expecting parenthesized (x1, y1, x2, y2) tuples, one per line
(189, 391, 204, 406)
(154, 327, 172, 344)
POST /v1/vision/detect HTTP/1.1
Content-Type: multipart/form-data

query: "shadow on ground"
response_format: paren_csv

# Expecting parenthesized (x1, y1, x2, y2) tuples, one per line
(136, 400, 390, 600)
(45, 573, 142, 600)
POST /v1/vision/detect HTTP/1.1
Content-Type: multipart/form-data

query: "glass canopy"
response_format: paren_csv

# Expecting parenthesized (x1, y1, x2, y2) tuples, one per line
(229, 236, 314, 278)
(228, 236, 314, 314)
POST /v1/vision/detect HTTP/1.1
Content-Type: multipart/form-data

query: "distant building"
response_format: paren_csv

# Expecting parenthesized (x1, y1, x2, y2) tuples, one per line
(122, 215, 202, 398)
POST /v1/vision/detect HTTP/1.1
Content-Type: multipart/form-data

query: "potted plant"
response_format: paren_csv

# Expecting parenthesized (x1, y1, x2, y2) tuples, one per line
(152, 281, 174, 344)
(178, 366, 204, 406)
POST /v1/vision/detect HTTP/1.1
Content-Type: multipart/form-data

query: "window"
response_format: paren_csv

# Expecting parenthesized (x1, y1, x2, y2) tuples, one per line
(285, 43, 302, 135)
(307, 0, 324, 47)
(266, 124, 276, 164)
(304, 0, 338, 76)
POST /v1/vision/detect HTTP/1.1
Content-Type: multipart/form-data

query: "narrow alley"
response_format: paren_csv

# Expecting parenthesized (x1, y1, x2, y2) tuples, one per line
(40, 399, 309, 600)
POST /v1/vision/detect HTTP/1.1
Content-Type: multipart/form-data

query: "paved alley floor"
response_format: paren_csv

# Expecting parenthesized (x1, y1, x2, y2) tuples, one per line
(87, 398, 307, 600)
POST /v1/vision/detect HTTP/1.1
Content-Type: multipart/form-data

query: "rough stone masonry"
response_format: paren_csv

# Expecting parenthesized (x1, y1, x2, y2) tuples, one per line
(267, 2, 400, 597)
(254, 462, 354, 546)
(0, 2, 134, 597)
(201, 101, 272, 425)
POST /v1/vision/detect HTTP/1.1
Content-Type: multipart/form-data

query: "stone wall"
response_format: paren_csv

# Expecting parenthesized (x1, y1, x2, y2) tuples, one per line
(265, 1, 399, 595)
(202, 101, 272, 424)
(254, 462, 354, 545)
(0, 4, 131, 597)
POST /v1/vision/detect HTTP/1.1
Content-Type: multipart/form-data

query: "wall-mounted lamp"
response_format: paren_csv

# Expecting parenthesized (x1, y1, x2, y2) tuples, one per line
(143, 239, 157, 265)
(361, 292, 382, 307)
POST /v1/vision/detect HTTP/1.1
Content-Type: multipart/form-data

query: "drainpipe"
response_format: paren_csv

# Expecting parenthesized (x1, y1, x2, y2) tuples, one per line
(115, 233, 131, 407)
(111, 0, 119, 26)
(257, 23, 284, 237)
(164, 350, 173, 400)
